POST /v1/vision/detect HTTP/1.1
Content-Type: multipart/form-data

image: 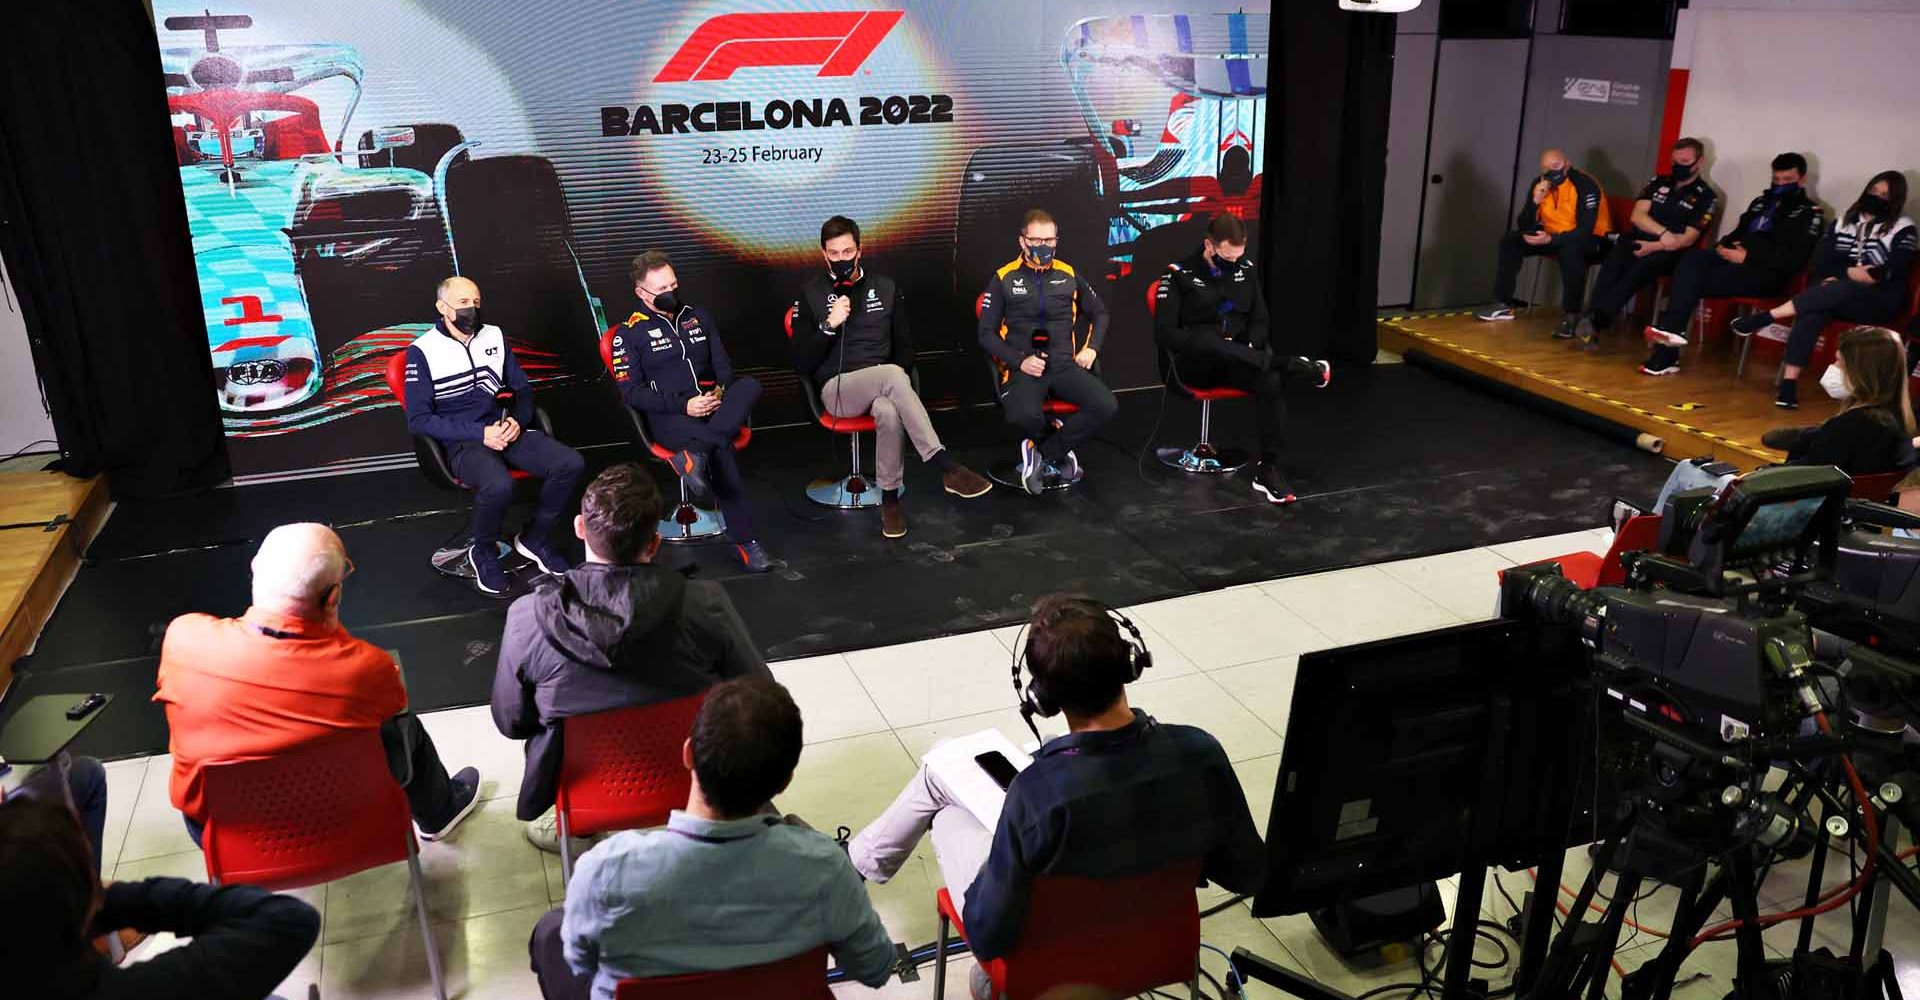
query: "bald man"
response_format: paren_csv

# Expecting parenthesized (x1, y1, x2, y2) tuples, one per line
(1477, 149, 1612, 335)
(404, 276, 586, 596)
(155, 523, 482, 843)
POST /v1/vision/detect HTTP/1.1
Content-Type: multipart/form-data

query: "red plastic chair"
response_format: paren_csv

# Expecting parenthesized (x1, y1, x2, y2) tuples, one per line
(1501, 513, 1663, 590)
(597, 327, 750, 542)
(782, 304, 921, 508)
(613, 945, 833, 999)
(932, 859, 1204, 1000)
(384, 350, 550, 578)
(555, 692, 706, 883)
(1149, 280, 1253, 474)
(199, 730, 447, 1000)
(1849, 469, 1907, 503)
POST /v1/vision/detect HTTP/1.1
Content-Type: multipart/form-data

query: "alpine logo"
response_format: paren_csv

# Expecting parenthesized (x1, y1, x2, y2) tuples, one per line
(654, 11, 905, 83)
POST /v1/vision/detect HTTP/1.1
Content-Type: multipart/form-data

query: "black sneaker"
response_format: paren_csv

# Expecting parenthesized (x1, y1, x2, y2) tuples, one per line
(735, 540, 774, 573)
(1731, 313, 1772, 338)
(1252, 463, 1296, 505)
(1300, 358, 1332, 388)
(513, 532, 573, 576)
(469, 545, 511, 598)
(418, 767, 481, 841)
(669, 448, 711, 502)
(1574, 314, 1599, 344)
(1552, 314, 1580, 339)
(1017, 439, 1047, 496)
(1775, 379, 1799, 410)
(1640, 345, 1682, 376)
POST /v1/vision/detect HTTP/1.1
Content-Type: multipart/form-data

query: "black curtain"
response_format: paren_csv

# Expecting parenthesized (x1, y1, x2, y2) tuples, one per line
(0, 0, 228, 498)
(1263, 6, 1396, 366)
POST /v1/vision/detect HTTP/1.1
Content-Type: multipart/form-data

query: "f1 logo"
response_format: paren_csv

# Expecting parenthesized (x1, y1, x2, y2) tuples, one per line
(654, 11, 904, 83)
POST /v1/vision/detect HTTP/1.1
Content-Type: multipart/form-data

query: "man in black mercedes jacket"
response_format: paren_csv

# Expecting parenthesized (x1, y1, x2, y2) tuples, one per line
(1638, 152, 1825, 375)
(791, 216, 992, 538)
(490, 463, 768, 855)
(977, 208, 1119, 495)
(1155, 213, 1330, 504)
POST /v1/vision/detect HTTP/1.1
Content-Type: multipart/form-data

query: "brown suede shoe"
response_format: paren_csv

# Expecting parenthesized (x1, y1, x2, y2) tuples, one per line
(881, 498, 907, 538)
(942, 464, 993, 498)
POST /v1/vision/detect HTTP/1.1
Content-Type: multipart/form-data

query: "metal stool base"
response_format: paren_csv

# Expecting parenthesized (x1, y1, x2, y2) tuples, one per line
(660, 503, 726, 542)
(807, 474, 891, 509)
(987, 460, 1083, 492)
(1156, 444, 1250, 475)
(431, 540, 514, 578)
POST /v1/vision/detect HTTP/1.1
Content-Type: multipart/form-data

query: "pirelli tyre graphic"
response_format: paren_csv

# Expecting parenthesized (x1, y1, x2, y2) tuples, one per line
(161, 12, 601, 439)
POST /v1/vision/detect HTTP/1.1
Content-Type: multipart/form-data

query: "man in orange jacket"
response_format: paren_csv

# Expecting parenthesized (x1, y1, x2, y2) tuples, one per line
(154, 523, 481, 842)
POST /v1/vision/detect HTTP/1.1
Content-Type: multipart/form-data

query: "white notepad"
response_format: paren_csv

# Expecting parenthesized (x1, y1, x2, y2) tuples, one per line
(922, 728, 1034, 832)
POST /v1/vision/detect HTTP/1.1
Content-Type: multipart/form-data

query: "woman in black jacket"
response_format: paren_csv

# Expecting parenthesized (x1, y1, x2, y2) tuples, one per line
(0, 795, 319, 1000)
(1732, 172, 1918, 408)
(1760, 325, 1917, 471)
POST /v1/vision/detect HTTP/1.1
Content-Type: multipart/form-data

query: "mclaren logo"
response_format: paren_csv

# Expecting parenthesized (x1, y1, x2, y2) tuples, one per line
(228, 359, 286, 385)
(654, 11, 904, 83)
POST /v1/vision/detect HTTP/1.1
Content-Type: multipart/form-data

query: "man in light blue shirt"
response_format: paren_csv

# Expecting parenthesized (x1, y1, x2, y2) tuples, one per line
(527, 677, 895, 1000)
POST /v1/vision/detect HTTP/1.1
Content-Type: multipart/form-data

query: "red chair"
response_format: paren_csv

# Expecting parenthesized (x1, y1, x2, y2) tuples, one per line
(597, 327, 750, 542)
(614, 945, 832, 999)
(1149, 281, 1253, 474)
(383, 350, 553, 579)
(554, 693, 706, 883)
(782, 305, 923, 508)
(1849, 469, 1906, 503)
(974, 293, 1085, 491)
(199, 730, 447, 1000)
(933, 859, 1204, 999)
(1738, 266, 1920, 379)
(1501, 513, 1663, 591)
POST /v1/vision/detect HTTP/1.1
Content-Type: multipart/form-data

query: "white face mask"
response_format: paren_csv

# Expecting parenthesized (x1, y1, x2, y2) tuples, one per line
(1819, 364, 1850, 400)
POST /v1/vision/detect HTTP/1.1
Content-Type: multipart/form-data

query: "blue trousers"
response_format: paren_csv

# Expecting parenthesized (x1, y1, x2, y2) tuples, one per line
(647, 376, 762, 542)
(15, 754, 108, 874)
(448, 430, 586, 552)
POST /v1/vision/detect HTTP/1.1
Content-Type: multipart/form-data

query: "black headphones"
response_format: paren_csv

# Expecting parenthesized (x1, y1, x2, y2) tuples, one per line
(1010, 600, 1152, 741)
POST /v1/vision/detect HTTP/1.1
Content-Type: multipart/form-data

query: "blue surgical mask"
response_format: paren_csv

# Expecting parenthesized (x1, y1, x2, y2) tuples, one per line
(1770, 182, 1800, 196)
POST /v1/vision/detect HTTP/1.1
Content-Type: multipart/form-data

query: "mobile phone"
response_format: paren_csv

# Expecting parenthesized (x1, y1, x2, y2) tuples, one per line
(66, 693, 108, 721)
(975, 751, 1019, 790)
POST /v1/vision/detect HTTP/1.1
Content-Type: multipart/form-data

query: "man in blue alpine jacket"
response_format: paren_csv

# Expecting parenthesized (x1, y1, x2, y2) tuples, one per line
(404, 276, 585, 596)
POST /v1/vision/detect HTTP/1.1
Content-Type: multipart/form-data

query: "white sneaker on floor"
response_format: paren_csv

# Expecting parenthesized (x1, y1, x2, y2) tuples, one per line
(524, 810, 598, 857)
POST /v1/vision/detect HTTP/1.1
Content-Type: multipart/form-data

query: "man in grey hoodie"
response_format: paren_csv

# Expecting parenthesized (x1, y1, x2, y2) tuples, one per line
(492, 462, 769, 852)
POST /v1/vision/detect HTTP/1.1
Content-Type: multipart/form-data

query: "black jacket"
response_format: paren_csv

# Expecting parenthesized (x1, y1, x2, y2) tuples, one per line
(492, 562, 769, 821)
(977, 258, 1110, 371)
(609, 304, 736, 415)
(36, 878, 318, 1000)
(1515, 168, 1606, 249)
(1628, 173, 1717, 241)
(1782, 405, 1915, 475)
(790, 271, 913, 386)
(1153, 248, 1271, 370)
(1719, 185, 1823, 276)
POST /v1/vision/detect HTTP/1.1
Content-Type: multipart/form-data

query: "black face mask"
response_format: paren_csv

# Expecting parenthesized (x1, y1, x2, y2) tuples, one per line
(651, 291, 681, 315)
(1025, 243, 1057, 266)
(1544, 168, 1568, 185)
(828, 258, 858, 282)
(1859, 193, 1892, 218)
(1769, 182, 1800, 197)
(1214, 254, 1248, 273)
(1671, 160, 1695, 180)
(451, 306, 481, 334)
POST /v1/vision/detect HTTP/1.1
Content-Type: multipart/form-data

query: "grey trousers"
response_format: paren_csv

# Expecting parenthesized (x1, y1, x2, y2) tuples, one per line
(823, 364, 944, 491)
(846, 764, 994, 908)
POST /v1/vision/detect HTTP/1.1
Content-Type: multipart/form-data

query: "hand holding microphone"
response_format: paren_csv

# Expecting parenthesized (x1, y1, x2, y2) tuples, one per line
(825, 294, 852, 330)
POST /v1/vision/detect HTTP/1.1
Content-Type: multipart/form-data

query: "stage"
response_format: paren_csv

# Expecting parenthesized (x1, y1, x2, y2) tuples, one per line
(1378, 308, 1819, 470)
(1, 362, 1675, 761)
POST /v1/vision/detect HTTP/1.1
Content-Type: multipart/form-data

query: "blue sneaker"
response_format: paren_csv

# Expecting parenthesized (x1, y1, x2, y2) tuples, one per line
(469, 545, 511, 598)
(514, 532, 572, 576)
(417, 767, 481, 842)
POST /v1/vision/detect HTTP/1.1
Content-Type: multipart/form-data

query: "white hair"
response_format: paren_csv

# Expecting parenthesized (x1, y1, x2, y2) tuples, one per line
(250, 523, 347, 607)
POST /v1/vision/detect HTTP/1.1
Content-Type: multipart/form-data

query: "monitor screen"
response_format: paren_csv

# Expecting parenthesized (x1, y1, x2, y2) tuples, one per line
(1730, 495, 1826, 557)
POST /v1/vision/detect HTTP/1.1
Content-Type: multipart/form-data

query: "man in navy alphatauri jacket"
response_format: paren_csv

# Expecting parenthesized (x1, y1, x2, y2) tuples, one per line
(404, 276, 585, 596)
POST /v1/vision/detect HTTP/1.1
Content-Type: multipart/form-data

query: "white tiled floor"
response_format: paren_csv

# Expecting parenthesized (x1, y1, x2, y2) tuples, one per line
(86, 526, 1911, 999)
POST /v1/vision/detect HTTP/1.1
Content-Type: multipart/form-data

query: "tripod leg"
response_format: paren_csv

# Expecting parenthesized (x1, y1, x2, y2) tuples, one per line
(1727, 848, 1778, 1000)
(1521, 826, 1631, 1000)
(1583, 872, 1643, 1000)
(1638, 864, 1725, 1000)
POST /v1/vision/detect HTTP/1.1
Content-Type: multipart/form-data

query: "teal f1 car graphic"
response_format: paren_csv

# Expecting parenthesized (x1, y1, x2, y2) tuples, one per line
(161, 12, 602, 434)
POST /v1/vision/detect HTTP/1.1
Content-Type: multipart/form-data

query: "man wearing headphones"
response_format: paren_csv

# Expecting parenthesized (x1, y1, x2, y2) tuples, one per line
(845, 595, 1266, 992)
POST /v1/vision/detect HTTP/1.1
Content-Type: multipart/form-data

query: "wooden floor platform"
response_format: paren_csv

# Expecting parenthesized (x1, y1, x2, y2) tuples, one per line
(1378, 309, 1819, 470)
(0, 471, 110, 691)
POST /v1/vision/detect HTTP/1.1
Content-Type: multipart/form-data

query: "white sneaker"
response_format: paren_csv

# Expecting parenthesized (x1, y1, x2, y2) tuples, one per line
(524, 810, 598, 857)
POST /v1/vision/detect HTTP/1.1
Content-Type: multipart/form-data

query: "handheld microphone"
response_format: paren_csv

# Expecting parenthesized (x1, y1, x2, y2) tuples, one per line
(1030, 330, 1050, 373)
(494, 388, 516, 423)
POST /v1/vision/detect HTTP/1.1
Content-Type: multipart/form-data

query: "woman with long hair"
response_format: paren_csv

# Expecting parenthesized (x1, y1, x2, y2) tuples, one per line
(1733, 171, 1918, 409)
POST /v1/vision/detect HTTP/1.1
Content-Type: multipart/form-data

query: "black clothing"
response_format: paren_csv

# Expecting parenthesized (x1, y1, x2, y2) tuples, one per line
(492, 561, 769, 821)
(36, 878, 318, 1000)
(999, 363, 1119, 464)
(1719, 186, 1823, 275)
(644, 377, 763, 542)
(1589, 173, 1719, 328)
(1654, 251, 1795, 334)
(790, 271, 913, 385)
(1781, 277, 1909, 368)
(1633, 173, 1718, 238)
(1772, 406, 1914, 474)
(1152, 249, 1271, 367)
(1785, 217, 1920, 364)
(609, 305, 737, 416)
(977, 259, 1110, 368)
(1493, 232, 1606, 313)
(1590, 239, 1685, 327)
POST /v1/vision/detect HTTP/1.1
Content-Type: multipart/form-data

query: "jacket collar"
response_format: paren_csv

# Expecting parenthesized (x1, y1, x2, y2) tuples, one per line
(241, 605, 338, 639)
(666, 809, 781, 842)
(1034, 709, 1154, 759)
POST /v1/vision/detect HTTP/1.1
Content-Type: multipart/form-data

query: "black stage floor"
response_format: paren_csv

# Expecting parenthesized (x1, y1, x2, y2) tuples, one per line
(6, 363, 1671, 760)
